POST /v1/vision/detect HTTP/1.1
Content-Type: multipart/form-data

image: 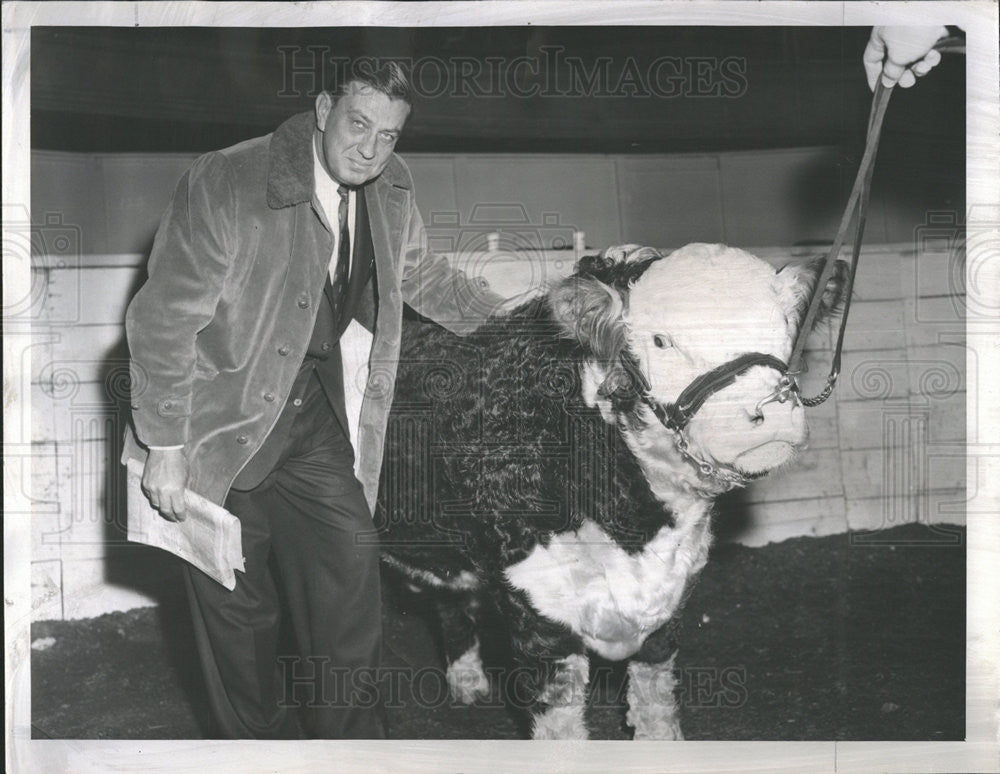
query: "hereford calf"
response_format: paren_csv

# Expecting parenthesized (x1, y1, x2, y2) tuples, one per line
(377, 242, 846, 739)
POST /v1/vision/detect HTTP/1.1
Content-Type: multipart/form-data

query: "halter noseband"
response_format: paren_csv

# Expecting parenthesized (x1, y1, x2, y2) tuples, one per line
(618, 349, 795, 486)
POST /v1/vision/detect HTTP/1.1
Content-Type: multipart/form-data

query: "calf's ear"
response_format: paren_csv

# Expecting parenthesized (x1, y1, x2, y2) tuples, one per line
(775, 257, 850, 332)
(548, 275, 627, 362)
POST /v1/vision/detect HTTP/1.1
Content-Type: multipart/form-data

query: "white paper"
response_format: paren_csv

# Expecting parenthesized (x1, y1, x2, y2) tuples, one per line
(125, 459, 245, 590)
(340, 317, 374, 475)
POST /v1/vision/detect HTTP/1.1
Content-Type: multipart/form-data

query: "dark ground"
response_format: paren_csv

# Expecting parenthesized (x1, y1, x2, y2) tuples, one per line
(31, 523, 965, 740)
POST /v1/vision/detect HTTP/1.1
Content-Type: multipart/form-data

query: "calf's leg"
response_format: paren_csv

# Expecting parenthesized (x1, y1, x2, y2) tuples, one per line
(625, 622, 683, 740)
(436, 593, 490, 704)
(527, 651, 590, 739)
(500, 590, 590, 739)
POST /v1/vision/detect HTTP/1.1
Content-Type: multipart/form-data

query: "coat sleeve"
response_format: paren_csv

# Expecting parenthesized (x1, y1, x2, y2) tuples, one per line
(399, 200, 506, 336)
(125, 152, 237, 447)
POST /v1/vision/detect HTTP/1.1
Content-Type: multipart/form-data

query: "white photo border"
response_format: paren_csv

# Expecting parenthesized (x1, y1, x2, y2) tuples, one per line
(4, 2, 998, 772)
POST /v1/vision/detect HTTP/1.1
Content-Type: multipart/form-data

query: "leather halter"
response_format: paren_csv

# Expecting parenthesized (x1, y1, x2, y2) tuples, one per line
(617, 349, 791, 486)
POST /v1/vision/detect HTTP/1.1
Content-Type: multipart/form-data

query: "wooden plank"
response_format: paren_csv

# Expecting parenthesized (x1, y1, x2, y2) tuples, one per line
(31, 559, 63, 622)
(30, 380, 125, 444)
(32, 512, 65, 563)
(851, 248, 907, 301)
(616, 155, 723, 248)
(743, 447, 842, 503)
(907, 342, 966, 400)
(30, 323, 128, 386)
(726, 495, 847, 547)
(718, 147, 851, 247)
(99, 154, 196, 254)
(35, 265, 143, 326)
(31, 151, 108, 254)
(841, 444, 965, 503)
(845, 488, 967, 532)
(407, 155, 460, 236)
(804, 414, 839, 450)
(59, 555, 160, 621)
(912, 232, 964, 298)
(840, 299, 905, 352)
(28, 445, 71, 516)
(838, 349, 910, 402)
(837, 396, 965, 451)
(31, 382, 61, 443)
(904, 295, 966, 351)
(928, 393, 967, 443)
(453, 155, 620, 251)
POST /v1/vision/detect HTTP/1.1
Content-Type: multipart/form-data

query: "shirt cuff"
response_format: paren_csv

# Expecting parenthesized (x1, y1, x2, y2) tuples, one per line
(148, 445, 184, 451)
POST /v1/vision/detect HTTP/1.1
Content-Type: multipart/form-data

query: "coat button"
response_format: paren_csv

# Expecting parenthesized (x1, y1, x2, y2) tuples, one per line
(321, 342, 332, 352)
(298, 297, 309, 309)
(131, 403, 140, 411)
(163, 400, 173, 410)
(263, 392, 275, 402)
(278, 346, 290, 356)
(292, 398, 303, 407)
(237, 435, 249, 445)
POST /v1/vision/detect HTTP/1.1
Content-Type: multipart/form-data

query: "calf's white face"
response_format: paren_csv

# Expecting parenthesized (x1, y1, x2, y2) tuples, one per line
(627, 244, 806, 476)
(554, 243, 846, 484)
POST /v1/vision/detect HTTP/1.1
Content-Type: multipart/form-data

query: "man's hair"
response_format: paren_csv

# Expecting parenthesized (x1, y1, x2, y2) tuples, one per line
(330, 58, 412, 106)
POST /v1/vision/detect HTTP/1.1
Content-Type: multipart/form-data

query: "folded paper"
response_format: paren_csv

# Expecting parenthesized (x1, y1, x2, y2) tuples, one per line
(125, 459, 245, 590)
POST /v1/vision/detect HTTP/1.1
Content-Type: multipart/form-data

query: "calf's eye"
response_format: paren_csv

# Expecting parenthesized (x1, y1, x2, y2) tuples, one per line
(653, 334, 671, 349)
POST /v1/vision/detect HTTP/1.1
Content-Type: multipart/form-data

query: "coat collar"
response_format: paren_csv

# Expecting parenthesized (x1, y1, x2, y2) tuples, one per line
(266, 111, 411, 210)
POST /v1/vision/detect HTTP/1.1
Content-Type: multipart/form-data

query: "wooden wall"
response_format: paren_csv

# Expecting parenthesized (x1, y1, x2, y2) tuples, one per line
(26, 149, 966, 621)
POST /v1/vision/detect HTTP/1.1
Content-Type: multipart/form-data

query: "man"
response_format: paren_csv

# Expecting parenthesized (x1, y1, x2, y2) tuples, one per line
(124, 60, 504, 739)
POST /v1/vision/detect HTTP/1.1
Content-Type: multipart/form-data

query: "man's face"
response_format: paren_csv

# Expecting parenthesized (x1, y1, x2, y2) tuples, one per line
(314, 82, 410, 187)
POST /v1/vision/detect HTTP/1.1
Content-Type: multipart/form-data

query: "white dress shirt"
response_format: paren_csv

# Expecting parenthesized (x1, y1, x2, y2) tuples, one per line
(312, 140, 357, 286)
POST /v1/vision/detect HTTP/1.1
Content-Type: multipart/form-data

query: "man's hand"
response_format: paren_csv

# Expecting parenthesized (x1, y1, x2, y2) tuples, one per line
(141, 448, 189, 522)
(863, 26, 948, 91)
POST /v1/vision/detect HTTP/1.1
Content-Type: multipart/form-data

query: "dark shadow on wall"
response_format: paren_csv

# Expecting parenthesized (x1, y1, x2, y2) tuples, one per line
(91, 242, 215, 737)
(713, 488, 754, 545)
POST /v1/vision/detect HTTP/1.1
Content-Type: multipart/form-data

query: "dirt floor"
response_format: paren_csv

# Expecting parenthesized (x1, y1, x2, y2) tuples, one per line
(31, 523, 965, 740)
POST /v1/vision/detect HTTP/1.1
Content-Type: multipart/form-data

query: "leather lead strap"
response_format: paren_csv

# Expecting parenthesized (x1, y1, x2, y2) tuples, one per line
(786, 81, 894, 401)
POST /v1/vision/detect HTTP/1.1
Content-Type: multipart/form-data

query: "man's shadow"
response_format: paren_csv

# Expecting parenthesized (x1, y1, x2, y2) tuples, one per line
(96, 239, 214, 737)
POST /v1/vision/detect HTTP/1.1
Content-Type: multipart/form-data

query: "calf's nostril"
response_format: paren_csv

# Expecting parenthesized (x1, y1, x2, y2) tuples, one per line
(748, 410, 765, 427)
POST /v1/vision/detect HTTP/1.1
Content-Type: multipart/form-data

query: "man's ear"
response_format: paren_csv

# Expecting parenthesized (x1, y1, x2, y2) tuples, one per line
(775, 257, 850, 332)
(548, 274, 626, 363)
(315, 91, 333, 131)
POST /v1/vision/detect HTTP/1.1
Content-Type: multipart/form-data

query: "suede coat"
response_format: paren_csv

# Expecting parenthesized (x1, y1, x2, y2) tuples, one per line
(124, 111, 501, 512)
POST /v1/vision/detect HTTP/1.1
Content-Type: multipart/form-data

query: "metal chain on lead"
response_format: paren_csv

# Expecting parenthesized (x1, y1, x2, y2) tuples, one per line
(799, 376, 837, 408)
(673, 430, 748, 486)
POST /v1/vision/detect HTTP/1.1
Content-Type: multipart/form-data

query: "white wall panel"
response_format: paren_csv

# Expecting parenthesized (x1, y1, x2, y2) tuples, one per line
(452, 155, 619, 251)
(616, 155, 723, 248)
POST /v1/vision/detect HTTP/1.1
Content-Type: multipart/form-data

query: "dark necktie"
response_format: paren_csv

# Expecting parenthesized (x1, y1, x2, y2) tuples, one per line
(330, 184, 351, 322)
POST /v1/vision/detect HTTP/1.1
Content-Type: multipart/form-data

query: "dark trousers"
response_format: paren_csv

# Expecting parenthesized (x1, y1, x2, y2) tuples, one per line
(183, 369, 385, 739)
